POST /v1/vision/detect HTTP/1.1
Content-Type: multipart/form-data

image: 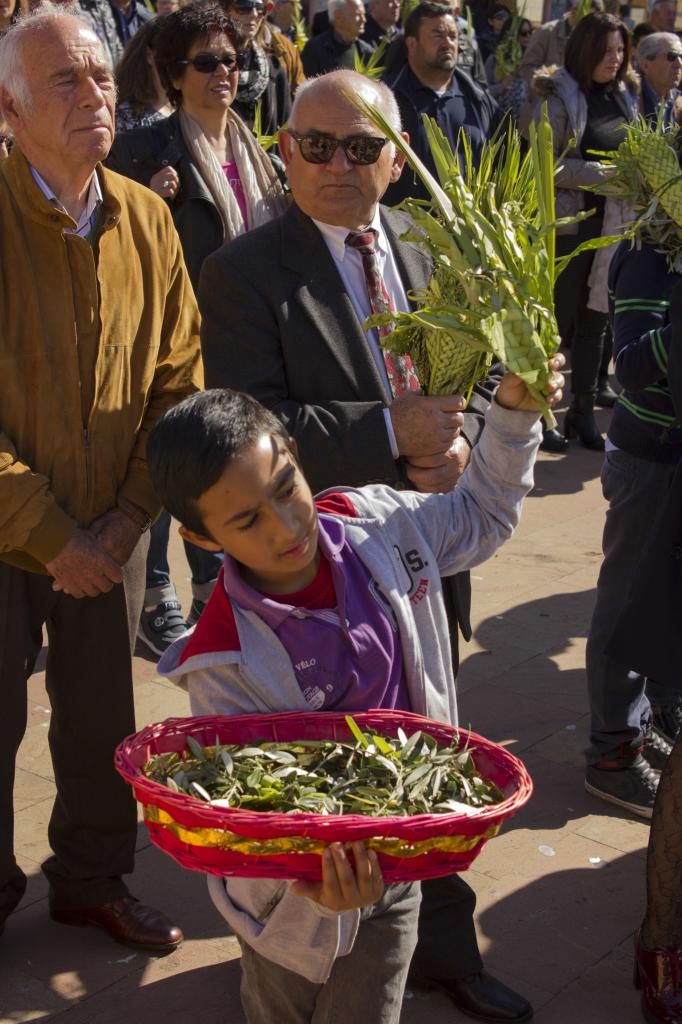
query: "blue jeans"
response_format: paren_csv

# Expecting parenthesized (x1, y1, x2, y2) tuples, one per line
(146, 510, 223, 595)
(586, 450, 678, 764)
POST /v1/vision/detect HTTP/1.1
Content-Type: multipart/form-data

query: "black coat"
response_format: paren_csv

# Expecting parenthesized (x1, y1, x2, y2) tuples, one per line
(301, 28, 373, 76)
(607, 279, 682, 686)
(107, 112, 223, 291)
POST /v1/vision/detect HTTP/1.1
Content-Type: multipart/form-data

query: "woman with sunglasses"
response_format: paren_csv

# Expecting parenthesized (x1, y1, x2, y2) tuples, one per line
(525, 11, 638, 453)
(108, 1, 288, 656)
(484, 15, 532, 124)
(219, 0, 292, 135)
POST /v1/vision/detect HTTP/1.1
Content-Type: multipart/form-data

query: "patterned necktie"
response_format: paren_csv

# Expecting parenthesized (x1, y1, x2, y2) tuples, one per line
(345, 229, 420, 397)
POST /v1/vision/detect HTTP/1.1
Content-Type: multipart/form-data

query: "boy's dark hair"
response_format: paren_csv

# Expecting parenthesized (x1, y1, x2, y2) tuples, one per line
(564, 12, 630, 94)
(404, 2, 454, 40)
(147, 389, 292, 539)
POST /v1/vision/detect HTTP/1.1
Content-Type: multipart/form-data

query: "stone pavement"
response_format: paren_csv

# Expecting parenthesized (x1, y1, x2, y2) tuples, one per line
(1, 406, 651, 1024)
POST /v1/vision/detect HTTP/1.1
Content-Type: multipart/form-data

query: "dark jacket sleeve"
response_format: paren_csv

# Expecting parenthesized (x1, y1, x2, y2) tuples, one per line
(301, 37, 323, 77)
(198, 245, 399, 494)
(611, 246, 674, 392)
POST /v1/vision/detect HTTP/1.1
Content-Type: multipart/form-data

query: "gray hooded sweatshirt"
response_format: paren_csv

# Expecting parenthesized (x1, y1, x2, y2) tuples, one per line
(157, 400, 542, 984)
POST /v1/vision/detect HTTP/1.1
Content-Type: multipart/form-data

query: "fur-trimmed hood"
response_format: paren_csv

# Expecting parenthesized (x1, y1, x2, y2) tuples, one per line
(530, 62, 641, 99)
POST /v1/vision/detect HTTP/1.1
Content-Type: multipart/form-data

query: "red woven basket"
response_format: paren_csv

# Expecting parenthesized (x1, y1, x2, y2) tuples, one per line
(115, 710, 532, 882)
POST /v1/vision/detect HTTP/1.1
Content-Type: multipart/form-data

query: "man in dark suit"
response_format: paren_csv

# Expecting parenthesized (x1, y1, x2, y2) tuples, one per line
(198, 69, 532, 1024)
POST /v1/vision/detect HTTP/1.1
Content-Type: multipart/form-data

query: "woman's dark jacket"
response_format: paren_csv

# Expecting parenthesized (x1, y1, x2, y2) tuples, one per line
(107, 111, 224, 291)
(608, 278, 682, 686)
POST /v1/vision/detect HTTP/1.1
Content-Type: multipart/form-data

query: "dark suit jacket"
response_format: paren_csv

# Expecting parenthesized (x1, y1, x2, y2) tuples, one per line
(199, 201, 499, 641)
(300, 28, 373, 77)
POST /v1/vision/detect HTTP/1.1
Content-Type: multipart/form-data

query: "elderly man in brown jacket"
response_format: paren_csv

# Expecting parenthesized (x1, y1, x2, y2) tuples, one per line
(0, 6, 202, 949)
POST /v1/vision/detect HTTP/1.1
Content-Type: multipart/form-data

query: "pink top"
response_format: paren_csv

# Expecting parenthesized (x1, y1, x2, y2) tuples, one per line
(221, 161, 249, 229)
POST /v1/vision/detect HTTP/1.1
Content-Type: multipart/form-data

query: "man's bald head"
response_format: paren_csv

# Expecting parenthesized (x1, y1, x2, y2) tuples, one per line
(289, 70, 402, 137)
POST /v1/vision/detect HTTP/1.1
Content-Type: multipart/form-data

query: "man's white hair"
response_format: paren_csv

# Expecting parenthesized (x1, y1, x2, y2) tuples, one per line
(0, 2, 108, 113)
(638, 31, 681, 62)
(328, 0, 357, 20)
(290, 70, 403, 137)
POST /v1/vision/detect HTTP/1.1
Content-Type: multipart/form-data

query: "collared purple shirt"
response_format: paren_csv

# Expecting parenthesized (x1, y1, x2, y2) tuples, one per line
(221, 515, 411, 712)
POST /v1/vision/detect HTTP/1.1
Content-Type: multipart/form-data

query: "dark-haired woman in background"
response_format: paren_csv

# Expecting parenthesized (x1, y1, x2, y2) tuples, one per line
(0, 0, 27, 36)
(526, 12, 638, 452)
(115, 19, 174, 133)
(109, 1, 288, 655)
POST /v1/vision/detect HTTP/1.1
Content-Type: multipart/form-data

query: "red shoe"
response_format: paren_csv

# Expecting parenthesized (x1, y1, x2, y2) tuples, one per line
(634, 929, 682, 1023)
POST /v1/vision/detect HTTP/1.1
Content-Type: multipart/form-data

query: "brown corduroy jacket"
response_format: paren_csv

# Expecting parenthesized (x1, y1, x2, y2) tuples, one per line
(0, 149, 203, 573)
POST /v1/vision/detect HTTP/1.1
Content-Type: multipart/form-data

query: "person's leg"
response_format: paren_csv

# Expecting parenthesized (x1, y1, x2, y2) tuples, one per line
(238, 937, 322, 1024)
(145, 510, 172, 597)
(412, 874, 481, 979)
(42, 593, 136, 906)
(238, 883, 420, 1024)
(642, 727, 682, 949)
(314, 882, 420, 1024)
(42, 541, 147, 907)
(0, 564, 51, 929)
(139, 512, 185, 655)
(635, 729, 682, 1022)
(183, 539, 222, 626)
(585, 453, 677, 816)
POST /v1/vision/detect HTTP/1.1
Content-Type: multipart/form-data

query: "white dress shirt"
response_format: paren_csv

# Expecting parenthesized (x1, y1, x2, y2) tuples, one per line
(313, 206, 411, 457)
(30, 166, 103, 239)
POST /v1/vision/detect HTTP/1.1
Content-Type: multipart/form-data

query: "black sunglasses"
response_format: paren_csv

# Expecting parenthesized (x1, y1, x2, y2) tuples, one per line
(667, 50, 682, 62)
(288, 131, 390, 165)
(176, 51, 247, 73)
(233, 1, 266, 10)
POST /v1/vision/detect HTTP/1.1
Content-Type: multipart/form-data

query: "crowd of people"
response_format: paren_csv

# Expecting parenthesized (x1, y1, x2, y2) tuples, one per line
(1, 0, 681, 1022)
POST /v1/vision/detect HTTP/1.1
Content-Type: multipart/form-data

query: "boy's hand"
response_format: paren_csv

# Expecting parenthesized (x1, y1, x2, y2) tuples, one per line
(495, 354, 566, 413)
(289, 841, 384, 912)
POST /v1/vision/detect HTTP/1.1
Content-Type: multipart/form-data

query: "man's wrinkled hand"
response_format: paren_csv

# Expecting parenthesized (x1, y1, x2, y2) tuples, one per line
(390, 392, 465, 458)
(90, 508, 142, 567)
(289, 841, 384, 912)
(495, 354, 566, 413)
(404, 435, 472, 493)
(45, 529, 123, 599)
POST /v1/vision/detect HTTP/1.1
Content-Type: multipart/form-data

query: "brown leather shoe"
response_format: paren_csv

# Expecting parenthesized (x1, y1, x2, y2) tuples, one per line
(50, 895, 183, 953)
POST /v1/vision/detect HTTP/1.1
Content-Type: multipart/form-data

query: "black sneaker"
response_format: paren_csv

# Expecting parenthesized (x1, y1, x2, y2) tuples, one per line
(585, 755, 659, 819)
(185, 599, 206, 629)
(138, 600, 187, 656)
(651, 699, 682, 744)
(642, 725, 673, 771)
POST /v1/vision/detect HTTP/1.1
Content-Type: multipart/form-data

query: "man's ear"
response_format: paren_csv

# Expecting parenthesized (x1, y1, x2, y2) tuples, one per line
(389, 131, 409, 182)
(179, 524, 223, 552)
(0, 89, 20, 131)
(404, 34, 417, 61)
(278, 127, 295, 166)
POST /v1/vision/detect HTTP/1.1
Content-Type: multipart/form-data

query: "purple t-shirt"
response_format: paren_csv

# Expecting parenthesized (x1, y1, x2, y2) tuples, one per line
(221, 515, 411, 712)
(221, 161, 249, 229)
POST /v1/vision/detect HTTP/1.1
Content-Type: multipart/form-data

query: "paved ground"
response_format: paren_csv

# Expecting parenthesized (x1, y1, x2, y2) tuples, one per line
(1, 404, 651, 1024)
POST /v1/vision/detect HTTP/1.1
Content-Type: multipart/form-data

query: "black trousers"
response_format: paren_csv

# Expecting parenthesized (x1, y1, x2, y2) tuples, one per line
(555, 217, 608, 400)
(0, 539, 147, 924)
(411, 618, 483, 979)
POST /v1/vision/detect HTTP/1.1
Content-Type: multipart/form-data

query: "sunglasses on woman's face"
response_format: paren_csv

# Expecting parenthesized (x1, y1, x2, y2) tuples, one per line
(288, 131, 390, 165)
(176, 51, 247, 73)
(519, 28, 532, 36)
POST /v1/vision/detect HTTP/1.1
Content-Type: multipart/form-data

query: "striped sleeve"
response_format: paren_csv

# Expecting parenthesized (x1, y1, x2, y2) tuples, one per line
(611, 250, 672, 392)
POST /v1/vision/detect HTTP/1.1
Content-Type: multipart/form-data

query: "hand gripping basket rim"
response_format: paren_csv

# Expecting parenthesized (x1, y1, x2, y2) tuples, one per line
(115, 709, 533, 881)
